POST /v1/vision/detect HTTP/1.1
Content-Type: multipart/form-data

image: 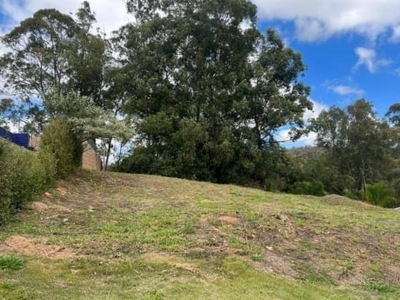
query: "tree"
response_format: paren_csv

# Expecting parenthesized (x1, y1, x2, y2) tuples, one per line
(0, 9, 76, 99)
(45, 91, 133, 170)
(238, 29, 312, 148)
(68, 1, 110, 107)
(117, 0, 312, 185)
(0, 2, 133, 169)
(386, 103, 400, 127)
(0, 8, 77, 132)
(310, 99, 396, 193)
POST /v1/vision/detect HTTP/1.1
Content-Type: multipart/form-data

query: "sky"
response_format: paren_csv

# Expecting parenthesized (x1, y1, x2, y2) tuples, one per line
(1, 0, 400, 146)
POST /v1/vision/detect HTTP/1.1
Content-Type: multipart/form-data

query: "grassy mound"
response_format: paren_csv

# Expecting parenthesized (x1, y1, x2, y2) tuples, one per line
(0, 171, 399, 299)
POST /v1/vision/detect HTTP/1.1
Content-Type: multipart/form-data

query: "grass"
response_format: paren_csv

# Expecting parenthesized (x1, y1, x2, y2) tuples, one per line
(0, 170, 399, 299)
(0, 255, 25, 271)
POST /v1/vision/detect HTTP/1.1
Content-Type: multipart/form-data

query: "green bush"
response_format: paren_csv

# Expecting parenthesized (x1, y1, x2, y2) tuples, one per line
(291, 180, 327, 197)
(343, 189, 365, 201)
(343, 182, 398, 208)
(40, 118, 82, 179)
(0, 140, 56, 225)
(365, 182, 398, 208)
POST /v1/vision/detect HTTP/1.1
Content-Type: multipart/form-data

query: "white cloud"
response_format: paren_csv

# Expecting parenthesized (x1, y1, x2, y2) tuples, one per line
(0, 0, 131, 36)
(391, 25, 400, 42)
(354, 47, 391, 73)
(329, 85, 364, 97)
(253, 0, 400, 42)
(304, 100, 329, 121)
(276, 128, 317, 147)
(2, 1, 400, 44)
(276, 99, 328, 147)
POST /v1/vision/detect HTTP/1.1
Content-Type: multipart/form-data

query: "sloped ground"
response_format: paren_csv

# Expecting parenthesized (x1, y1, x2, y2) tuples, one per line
(0, 170, 399, 299)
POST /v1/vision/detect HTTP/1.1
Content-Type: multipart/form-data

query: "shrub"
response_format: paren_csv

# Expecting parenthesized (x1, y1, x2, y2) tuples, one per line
(291, 180, 327, 197)
(343, 182, 398, 208)
(40, 118, 82, 179)
(365, 182, 397, 208)
(343, 189, 365, 201)
(0, 139, 56, 225)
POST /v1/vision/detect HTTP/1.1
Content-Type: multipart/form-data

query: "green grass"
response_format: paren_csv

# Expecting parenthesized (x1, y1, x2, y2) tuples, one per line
(0, 255, 25, 271)
(0, 170, 399, 299)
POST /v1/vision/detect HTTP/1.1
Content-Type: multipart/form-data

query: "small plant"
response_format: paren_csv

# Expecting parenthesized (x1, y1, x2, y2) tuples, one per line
(0, 255, 25, 271)
(364, 281, 396, 293)
(143, 290, 164, 300)
(340, 261, 354, 278)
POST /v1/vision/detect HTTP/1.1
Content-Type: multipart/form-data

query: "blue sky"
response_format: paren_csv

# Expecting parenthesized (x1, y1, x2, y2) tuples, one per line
(259, 20, 400, 118)
(1, 0, 400, 145)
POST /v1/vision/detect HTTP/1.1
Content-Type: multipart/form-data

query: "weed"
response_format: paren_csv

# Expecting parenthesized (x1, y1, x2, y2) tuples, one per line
(142, 290, 165, 300)
(363, 281, 396, 293)
(0, 255, 25, 271)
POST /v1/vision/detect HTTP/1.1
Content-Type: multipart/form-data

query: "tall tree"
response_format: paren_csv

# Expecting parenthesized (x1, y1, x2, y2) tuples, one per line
(0, 2, 112, 130)
(311, 99, 395, 192)
(0, 9, 76, 99)
(118, 0, 312, 184)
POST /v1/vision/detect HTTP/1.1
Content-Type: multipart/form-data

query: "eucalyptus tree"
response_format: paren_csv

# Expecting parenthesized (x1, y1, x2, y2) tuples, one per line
(311, 99, 395, 193)
(0, 2, 112, 127)
(0, 9, 77, 99)
(118, 0, 313, 184)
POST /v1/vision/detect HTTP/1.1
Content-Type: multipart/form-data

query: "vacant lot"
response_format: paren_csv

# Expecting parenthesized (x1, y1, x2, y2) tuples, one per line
(1, 171, 399, 299)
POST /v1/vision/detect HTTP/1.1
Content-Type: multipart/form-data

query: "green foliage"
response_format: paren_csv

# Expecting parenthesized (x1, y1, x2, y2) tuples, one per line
(365, 182, 398, 208)
(0, 140, 56, 225)
(0, 255, 25, 271)
(291, 181, 327, 197)
(343, 182, 398, 208)
(40, 118, 82, 179)
(0, 2, 128, 161)
(308, 99, 399, 200)
(116, 1, 311, 184)
(343, 189, 364, 201)
(45, 91, 133, 143)
(364, 281, 396, 293)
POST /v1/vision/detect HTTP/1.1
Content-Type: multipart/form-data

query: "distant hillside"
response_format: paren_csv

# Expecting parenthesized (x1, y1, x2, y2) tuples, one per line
(287, 146, 324, 160)
(0, 170, 399, 299)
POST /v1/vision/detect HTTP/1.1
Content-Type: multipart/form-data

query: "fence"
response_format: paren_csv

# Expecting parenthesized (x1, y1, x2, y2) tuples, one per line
(0, 127, 29, 148)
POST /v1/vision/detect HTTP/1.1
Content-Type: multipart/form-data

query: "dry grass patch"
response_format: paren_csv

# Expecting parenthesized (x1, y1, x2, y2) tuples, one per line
(1, 236, 79, 259)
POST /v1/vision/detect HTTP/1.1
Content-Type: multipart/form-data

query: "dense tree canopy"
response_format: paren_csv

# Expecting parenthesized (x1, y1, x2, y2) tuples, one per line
(115, 0, 312, 184)
(310, 99, 396, 193)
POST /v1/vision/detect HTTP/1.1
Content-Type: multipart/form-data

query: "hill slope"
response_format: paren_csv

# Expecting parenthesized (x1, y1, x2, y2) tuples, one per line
(0, 171, 399, 299)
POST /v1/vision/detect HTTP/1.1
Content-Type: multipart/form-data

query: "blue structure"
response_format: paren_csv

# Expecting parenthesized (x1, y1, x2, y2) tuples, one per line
(0, 127, 30, 148)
